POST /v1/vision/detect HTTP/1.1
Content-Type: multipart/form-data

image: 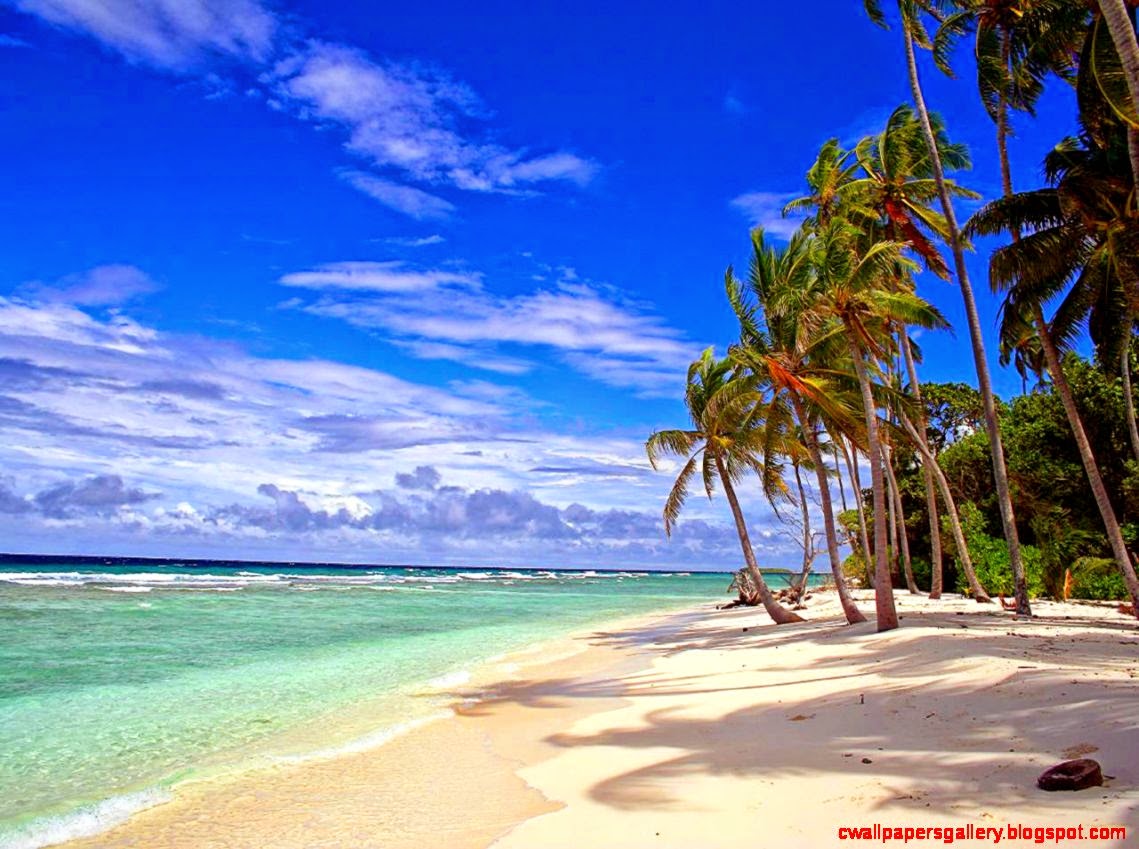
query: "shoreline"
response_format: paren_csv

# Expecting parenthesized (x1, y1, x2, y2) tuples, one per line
(42, 591, 1139, 848)
(42, 602, 710, 849)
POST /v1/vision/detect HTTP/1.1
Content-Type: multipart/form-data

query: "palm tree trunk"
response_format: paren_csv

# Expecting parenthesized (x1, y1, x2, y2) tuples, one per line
(1122, 342, 1139, 464)
(883, 444, 919, 593)
(1032, 305, 1139, 614)
(903, 25, 1031, 616)
(839, 435, 874, 586)
(1098, 0, 1139, 182)
(898, 410, 991, 602)
(900, 334, 943, 597)
(714, 454, 805, 624)
(793, 460, 813, 600)
(847, 333, 898, 631)
(793, 403, 868, 624)
(885, 438, 901, 584)
(833, 439, 850, 512)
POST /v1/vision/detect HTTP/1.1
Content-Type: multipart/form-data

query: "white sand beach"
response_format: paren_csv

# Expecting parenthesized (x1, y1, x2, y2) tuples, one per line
(60, 590, 1139, 849)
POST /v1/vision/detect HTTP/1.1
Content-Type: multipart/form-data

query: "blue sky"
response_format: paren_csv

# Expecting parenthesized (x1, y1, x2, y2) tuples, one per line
(0, 0, 1079, 568)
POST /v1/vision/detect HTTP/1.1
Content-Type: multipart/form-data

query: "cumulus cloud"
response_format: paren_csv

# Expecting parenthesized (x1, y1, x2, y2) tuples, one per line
(729, 191, 805, 240)
(395, 465, 441, 490)
(34, 474, 157, 518)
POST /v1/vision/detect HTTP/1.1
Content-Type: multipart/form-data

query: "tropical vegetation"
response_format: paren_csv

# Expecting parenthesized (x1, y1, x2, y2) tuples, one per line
(647, 0, 1139, 631)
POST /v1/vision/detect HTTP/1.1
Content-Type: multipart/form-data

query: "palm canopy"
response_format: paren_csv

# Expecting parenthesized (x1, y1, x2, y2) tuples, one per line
(848, 104, 979, 278)
(725, 228, 863, 440)
(966, 123, 1138, 368)
(807, 220, 951, 359)
(787, 108, 978, 280)
(646, 349, 788, 536)
(933, 1, 1087, 120)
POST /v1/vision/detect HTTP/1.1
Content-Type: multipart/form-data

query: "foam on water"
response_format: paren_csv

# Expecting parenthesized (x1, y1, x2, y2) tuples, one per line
(0, 787, 172, 849)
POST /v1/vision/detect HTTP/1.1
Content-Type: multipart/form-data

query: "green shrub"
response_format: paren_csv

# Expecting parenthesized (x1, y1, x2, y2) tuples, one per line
(1068, 557, 1129, 601)
(942, 501, 1046, 598)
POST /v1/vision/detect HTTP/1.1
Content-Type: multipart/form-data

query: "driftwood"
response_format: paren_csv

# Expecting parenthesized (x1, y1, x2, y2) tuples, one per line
(719, 569, 814, 610)
(719, 569, 761, 609)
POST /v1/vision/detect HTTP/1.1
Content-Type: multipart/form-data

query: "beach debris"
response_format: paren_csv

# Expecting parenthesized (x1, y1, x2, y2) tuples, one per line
(789, 713, 814, 721)
(1036, 759, 1103, 791)
(861, 757, 873, 764)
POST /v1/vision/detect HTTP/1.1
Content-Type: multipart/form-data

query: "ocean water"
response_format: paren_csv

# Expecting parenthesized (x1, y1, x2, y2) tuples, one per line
(0, 562, 810, 848)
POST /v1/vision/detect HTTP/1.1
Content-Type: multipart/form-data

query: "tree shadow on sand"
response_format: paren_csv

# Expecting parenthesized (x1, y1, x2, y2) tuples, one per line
(449, 605, 1139, 839)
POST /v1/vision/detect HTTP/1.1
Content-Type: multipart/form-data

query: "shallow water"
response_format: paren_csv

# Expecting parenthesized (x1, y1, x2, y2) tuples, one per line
(0, 562, 809, 848)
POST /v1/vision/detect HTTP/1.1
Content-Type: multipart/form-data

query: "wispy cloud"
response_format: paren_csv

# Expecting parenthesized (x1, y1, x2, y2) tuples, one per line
(22, 264, 161, 306)
(382, 234, 446, 248)
(0, 33, 31, 48)
(10, 3, 597, 215)
(278, 261, 480, 293)
(339, 170, 456, 220)
(0, 296, 789, 566)
(13, 0, 276, 69)
(270, 42, 597, 195)
(285, 264, 700, 396)
(729, 191, 804, 240)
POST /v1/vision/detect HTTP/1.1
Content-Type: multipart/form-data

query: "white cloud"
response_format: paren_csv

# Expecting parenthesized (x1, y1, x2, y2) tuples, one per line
(390, 340, 534, 376)
(24, 264, 161, 306)
(382, 234, 446, 248)
(0, 297, 799, 567)
(14, 0, 276, 69)
(284, 263, 700, 396)
(730, 191, 804, 240)
(339, 170, 456, 220)
(270, 42, 597, 194)
(11, 5, 598, 211)
(278, 261, 480, 293)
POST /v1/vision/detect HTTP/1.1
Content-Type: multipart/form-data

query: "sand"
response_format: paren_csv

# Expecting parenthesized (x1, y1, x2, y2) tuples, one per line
(58, 590, 1139, 849)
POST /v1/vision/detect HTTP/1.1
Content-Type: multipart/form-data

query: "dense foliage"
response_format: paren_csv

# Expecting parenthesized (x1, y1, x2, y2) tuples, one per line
(649, 0, 1139, 627)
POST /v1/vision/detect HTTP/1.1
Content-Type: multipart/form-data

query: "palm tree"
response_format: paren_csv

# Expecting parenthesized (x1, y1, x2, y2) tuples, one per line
(1095, 0, 1139, 180)
(845, 106, 977, 597)
(807, 221, 949, 630)
(726, 228, 868, 624)
(865, 0, 1034, 615)
(966, 126, 1139, 614)
(647, 349, 805, 625)
(935, 0, 1087, 198)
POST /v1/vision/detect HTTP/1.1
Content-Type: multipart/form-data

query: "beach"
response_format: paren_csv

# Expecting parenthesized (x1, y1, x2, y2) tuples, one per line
(51, 589, 1139, 849)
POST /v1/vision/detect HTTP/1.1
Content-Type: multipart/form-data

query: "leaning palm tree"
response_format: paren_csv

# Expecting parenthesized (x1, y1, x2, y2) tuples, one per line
(726, 228, 868, 624)
(864, 0, 1033, 615)
(966, 124, 1139, 615)
(807, 221, 949, 631)
(647, 349, 805, 625)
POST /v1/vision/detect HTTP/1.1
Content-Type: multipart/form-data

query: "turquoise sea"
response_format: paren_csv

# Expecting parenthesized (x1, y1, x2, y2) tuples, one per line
(0, 561, 811, 848)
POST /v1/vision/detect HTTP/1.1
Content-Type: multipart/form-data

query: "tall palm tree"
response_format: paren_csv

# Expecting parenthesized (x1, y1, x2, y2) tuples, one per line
(865, 0, 1034, 615)
(966, 127, 1139, 614)
(726, 229, 869, 624)
(1095, 0, 1139, 180)
(935, 0, 1087, 198)
(846, 106, 977, 596)
(647, 350, 805, 625)
(807, 221, 949, 630)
